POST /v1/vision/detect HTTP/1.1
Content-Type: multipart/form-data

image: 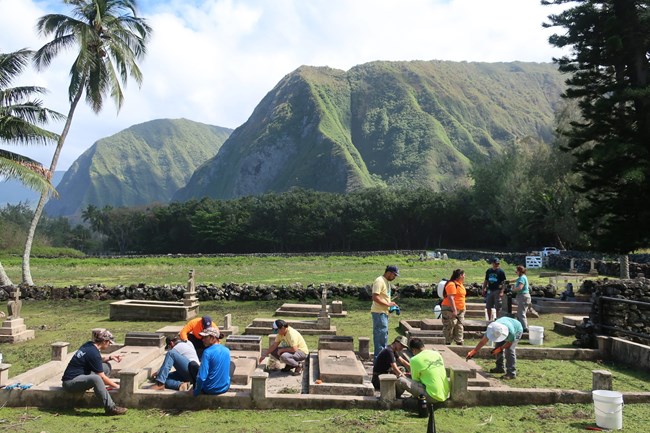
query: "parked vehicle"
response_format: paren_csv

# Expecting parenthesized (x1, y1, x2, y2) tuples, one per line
(541, 247, 561, 257)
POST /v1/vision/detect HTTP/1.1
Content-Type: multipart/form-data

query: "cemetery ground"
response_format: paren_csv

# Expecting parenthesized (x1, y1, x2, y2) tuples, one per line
(1, 255, 650, 432)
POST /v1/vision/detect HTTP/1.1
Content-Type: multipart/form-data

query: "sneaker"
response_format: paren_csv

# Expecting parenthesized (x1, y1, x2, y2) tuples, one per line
(292, 366, 303, 376)
(501, 373, 516, 380)
(281, 365, 293, 372)
(106, 406, 127, 416)
(179, 382, 190, 391)
(455, 341, 464, 346)
(489, 367, 505, 374)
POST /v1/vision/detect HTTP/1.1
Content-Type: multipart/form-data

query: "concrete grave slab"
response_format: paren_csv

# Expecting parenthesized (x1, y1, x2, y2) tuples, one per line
(225, 335, 262, 354)
(275, 303, 347, 318)
(124, 332, 165, 347)
(245, 318, 336, 336)
(231, 357, 257, 385)
(318, 349, 366, 385)
(110, 300, 199, 321)
(318, 336, 354, 351)
(0, 318, 35, 343)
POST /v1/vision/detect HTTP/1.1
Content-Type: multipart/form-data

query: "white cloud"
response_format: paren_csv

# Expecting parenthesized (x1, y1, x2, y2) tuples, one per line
(0, 0, 568, 170)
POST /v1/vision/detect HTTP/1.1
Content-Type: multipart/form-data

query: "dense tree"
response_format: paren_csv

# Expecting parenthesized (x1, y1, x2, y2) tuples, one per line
(22, 0, 152, 284)
(0, 48, 63, 285)
(543, 0, 650, 253)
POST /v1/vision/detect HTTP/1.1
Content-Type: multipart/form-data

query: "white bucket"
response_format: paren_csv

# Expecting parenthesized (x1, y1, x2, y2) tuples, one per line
(528, 325, 544, 345)
(433, 304, 442, 319)
(593, 390, 623, 430)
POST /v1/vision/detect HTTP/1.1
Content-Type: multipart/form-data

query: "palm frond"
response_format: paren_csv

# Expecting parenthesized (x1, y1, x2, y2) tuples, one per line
(0, 149, 57, 196)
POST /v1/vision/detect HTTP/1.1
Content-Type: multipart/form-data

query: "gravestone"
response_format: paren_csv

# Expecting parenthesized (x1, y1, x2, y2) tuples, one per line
(318, 349, 366, 384)
(0, 287, 35, 343)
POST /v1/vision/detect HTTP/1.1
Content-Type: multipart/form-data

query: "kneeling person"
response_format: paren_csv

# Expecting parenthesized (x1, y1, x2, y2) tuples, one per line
(372, 336, 410, 394)
(61, 329, 127, 415)
(397, 338, 449, 403)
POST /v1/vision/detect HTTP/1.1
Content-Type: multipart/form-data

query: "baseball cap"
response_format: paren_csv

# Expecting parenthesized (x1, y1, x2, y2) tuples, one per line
(385, 265, 400, 276)
(202, 316, 212, 328)
(93, 329, 116, 344)
(491, 258, 500, 264)
(199, 327, 220, 338)
(394, 335, 408, 349)
(486, 322, 508, 342)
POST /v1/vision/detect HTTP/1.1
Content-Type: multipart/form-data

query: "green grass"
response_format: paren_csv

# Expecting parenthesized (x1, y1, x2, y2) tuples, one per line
(0, 254, 552, 287)
(1, 404, 649, 433)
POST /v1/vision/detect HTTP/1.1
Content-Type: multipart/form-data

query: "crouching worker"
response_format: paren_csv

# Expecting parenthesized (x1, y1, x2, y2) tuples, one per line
(396, 338, 449, 403)
(180, 315, 217, 359)
(151, 336, 200, 391)
(466, 317, 523, 380)
(61, 329, 127, 416)
(259, 320, 308, 376)
(372, 336, 410, 394)
(191, 327, 232, 396)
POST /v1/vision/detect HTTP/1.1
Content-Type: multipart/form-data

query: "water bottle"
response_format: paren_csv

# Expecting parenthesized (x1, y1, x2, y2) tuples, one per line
(418, 394, 428, 418)
(433, 304, 442, 319)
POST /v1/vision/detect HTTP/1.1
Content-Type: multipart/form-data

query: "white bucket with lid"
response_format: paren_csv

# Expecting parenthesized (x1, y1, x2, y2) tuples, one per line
(528, 325, 544, 345)
(593, 389, 623, 430)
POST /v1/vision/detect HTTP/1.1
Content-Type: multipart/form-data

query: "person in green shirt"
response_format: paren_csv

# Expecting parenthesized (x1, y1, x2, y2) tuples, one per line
(396, 338, 449, 402)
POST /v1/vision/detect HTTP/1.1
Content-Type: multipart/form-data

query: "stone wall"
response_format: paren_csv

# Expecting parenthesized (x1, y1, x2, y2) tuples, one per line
(548, 254, 650, 276)
(585, 278, 650, 343)
(0, 281, 556, 302)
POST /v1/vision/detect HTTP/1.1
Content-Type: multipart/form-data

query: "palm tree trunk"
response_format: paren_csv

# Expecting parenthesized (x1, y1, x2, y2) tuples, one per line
(0, 261, 13, 286)
(22, 86, 84, 285)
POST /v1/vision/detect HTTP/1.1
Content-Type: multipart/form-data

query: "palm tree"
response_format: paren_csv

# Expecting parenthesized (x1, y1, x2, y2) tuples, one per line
(0, 48, 64, 285)
(22, 0, 152, 285)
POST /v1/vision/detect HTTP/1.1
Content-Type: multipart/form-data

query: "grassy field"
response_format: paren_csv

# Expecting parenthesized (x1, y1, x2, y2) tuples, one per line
(1, 255, 648, 432)
(0, 254, 552, 287)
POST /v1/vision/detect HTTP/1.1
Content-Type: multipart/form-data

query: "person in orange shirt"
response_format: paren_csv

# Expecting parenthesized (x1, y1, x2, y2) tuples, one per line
(180, 316, 219, 358)
(440, 269, 467, 345)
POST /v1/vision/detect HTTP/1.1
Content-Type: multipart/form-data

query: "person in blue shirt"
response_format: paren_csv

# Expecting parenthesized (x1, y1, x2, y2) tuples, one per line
(465, 317, 523, 380)
(513, 265, 531, 331)
(192, 327, 232, 396)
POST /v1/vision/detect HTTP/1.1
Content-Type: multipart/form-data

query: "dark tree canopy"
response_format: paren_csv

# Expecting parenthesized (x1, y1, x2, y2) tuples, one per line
(543, 0, 650, 253)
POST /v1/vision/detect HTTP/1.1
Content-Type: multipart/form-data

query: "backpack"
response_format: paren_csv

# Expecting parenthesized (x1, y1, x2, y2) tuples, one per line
(434, 279, 448, 309)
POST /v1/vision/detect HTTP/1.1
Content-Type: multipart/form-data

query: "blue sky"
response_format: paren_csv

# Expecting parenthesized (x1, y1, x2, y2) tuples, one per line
(0, 0, 568, 171)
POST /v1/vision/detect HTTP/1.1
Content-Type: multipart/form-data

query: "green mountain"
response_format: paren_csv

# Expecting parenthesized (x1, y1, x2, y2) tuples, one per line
(174, 61, 566, 201)
(45, 118, 232, 217)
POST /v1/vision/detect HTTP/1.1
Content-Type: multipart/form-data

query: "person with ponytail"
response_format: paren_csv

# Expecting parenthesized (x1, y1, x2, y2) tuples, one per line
(440, 268, 466, 345)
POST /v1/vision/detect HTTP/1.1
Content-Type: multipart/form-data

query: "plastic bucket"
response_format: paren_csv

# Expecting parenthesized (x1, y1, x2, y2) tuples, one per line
(593, 390, 623, 430)
(528, 325, 544, 345)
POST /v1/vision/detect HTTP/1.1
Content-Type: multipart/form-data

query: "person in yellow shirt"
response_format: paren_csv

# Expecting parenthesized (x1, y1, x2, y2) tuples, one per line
(259, 320, 309, 376)
(370, 265, 400, 360)
(441, 269, 467, 345)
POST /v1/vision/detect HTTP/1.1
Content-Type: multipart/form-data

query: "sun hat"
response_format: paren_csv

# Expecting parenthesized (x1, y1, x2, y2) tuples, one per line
(394, 336, 408, 348)
(486, 322, 508, 342)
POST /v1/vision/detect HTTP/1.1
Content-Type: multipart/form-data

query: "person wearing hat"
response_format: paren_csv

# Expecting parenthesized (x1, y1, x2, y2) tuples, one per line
(482, 258, 507, 321)
(370, 265, 400, 360)
(191, 327, 232, 396)
(61, 329, 127, 415)
(179, 315, 218, 359)
(371, 335, 411, 394)
(259, 319, 309, 376)
(396, 338, 449, 403)
(465, 316, 523, 380)
(150, 336, 200, 391)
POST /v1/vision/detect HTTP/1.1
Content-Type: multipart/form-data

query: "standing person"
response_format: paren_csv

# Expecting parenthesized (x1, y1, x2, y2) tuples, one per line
(150, 336, 200, 391)
(259, 319, 309, 376)
(513, 265, 531, 332)
(370, 265, 400, 360)
(482, 258, 507, 321)
(192, 327, 231, 396)
(179, 315, 217, 359)
(466, 316, 523, 379)
(371, 336, 410, 393)
(61, 329, 127, 415)
(396, 338, 449, 403)
(440, 269, 467, 345)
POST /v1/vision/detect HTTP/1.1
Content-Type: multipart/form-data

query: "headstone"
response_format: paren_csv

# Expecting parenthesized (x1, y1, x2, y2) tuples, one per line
(589, 258, 599, 276)
(570, 258, 577, 273)
(183, 269, 199, 308)
(619, 255, 630, 279)
(7, 287, 22, 319)
(0, 287, 35, 343)
(331, 301, 343, 314)
(358, 337, 370, 360)
(442, 253, 448, 260)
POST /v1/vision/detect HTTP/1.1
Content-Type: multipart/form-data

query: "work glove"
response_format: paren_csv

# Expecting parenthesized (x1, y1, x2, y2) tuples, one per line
(465, 349, 477, 361)
(490, 346, 504, 355)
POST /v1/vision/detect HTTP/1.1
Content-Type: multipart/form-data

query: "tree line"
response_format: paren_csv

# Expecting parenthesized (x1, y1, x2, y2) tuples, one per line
(76, 139, 587, 255)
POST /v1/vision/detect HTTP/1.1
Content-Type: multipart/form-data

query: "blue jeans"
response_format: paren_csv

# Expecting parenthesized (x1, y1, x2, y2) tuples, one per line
(156, 349, 192, 390)
(372, 312, 389, 360)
